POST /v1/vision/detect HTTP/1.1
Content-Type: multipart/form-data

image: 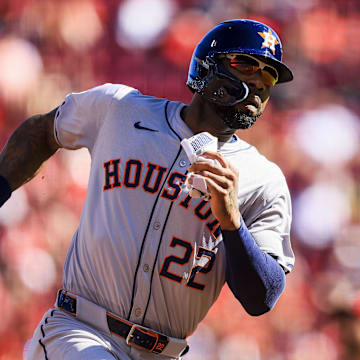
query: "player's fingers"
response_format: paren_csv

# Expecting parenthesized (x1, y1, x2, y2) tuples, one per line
(188, 162, 236, 181)
(197, 152, 239, 178)
(201, 152, 228, 168)
(188, 171, 233, 190)
(200, 171, 234, 190)
(200, 152, 239, 178)
(188, 162, 216, 173)
(188, 158, 228, 174)
(203, 176, 228, 196)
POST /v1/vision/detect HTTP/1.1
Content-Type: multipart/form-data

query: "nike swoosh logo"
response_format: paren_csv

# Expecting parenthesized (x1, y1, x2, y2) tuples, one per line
(134, 121, 158, 132)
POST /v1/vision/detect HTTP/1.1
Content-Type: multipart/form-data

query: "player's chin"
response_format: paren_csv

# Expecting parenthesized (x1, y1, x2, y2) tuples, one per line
(216, 105, 262, 130)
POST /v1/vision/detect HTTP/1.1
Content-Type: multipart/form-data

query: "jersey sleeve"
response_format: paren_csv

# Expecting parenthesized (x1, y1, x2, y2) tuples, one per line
(245, 172, 294, 273)
(54, 83, 137, 150)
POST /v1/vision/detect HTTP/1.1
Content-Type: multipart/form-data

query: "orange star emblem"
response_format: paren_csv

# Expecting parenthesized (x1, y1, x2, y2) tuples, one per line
(258, 29, 279, 55)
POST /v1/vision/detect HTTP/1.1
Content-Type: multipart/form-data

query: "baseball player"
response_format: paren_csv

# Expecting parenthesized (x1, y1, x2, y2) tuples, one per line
(0, 19, 294, 359)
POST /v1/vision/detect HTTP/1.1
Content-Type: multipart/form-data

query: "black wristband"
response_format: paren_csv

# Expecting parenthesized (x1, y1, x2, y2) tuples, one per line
(0, 175, 12, 207)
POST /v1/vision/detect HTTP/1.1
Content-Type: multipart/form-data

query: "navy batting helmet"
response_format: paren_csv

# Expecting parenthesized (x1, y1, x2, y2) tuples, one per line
(187, 19, 293, 93)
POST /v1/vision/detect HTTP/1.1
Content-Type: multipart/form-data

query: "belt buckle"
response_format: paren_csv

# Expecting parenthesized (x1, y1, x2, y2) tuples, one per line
(125, 324, 138, 345)
(126, 324, 166, 353)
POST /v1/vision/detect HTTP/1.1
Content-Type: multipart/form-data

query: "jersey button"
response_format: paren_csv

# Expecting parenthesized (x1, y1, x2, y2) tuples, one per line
(143, 264, 150, 272)
(135, 307, 142, 318)
(179, 160, 187, 167)
(153, 222, 161, 230)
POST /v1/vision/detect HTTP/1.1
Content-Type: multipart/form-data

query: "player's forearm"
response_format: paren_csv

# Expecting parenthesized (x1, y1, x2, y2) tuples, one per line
(0, 110, 59, 195)
(222, 218, 286, 316)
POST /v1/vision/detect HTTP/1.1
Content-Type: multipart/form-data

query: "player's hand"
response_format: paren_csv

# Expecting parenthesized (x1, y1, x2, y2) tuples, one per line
(188, 152, 241, 231)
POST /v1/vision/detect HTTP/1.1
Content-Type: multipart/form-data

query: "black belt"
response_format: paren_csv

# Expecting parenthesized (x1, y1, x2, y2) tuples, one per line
(57, 290, 189, 356)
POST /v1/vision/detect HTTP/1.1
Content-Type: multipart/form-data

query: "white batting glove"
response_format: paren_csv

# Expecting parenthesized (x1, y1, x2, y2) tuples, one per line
(181, 132, 218, 200)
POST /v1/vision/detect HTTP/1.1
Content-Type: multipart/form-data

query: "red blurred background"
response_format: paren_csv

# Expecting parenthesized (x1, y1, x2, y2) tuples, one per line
(0, 0, 359, 359)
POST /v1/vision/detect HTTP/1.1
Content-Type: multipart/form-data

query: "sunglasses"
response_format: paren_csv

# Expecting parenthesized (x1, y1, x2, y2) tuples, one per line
(225, 53, 279, 86)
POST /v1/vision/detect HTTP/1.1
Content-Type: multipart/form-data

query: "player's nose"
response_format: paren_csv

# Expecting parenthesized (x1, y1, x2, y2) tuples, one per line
(246, 70, 266, 91)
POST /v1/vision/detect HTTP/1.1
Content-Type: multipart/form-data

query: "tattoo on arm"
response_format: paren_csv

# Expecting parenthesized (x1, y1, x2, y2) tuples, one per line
(0, 108, 60, 191)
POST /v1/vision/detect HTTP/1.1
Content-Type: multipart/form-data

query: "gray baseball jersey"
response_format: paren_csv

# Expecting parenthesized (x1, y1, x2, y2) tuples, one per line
(54, 83, 294, 339)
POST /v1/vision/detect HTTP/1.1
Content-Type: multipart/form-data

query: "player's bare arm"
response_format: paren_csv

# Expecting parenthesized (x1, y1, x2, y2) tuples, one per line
(188, 151, 241, 231)
(0, 108, 60, 192)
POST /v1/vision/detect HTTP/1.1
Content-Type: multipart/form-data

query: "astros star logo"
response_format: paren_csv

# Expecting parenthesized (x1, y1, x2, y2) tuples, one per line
(258, 29, 279, 55)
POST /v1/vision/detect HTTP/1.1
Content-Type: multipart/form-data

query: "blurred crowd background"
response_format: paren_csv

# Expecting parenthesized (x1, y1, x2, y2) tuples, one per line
(0, 0, 359, 359)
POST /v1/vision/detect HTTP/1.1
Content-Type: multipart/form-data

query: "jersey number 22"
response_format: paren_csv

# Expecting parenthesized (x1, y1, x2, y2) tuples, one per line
(160, 237, 216, 291)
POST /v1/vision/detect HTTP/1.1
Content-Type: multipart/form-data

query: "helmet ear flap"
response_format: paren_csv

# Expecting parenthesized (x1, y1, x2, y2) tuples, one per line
(191, 56, 249, 106)
(187, 58, 210, 93)
(197, 63, 208, 79)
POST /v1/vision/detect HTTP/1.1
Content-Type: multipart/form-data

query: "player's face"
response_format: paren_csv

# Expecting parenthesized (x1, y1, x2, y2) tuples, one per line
(212, 54, 272, 130)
